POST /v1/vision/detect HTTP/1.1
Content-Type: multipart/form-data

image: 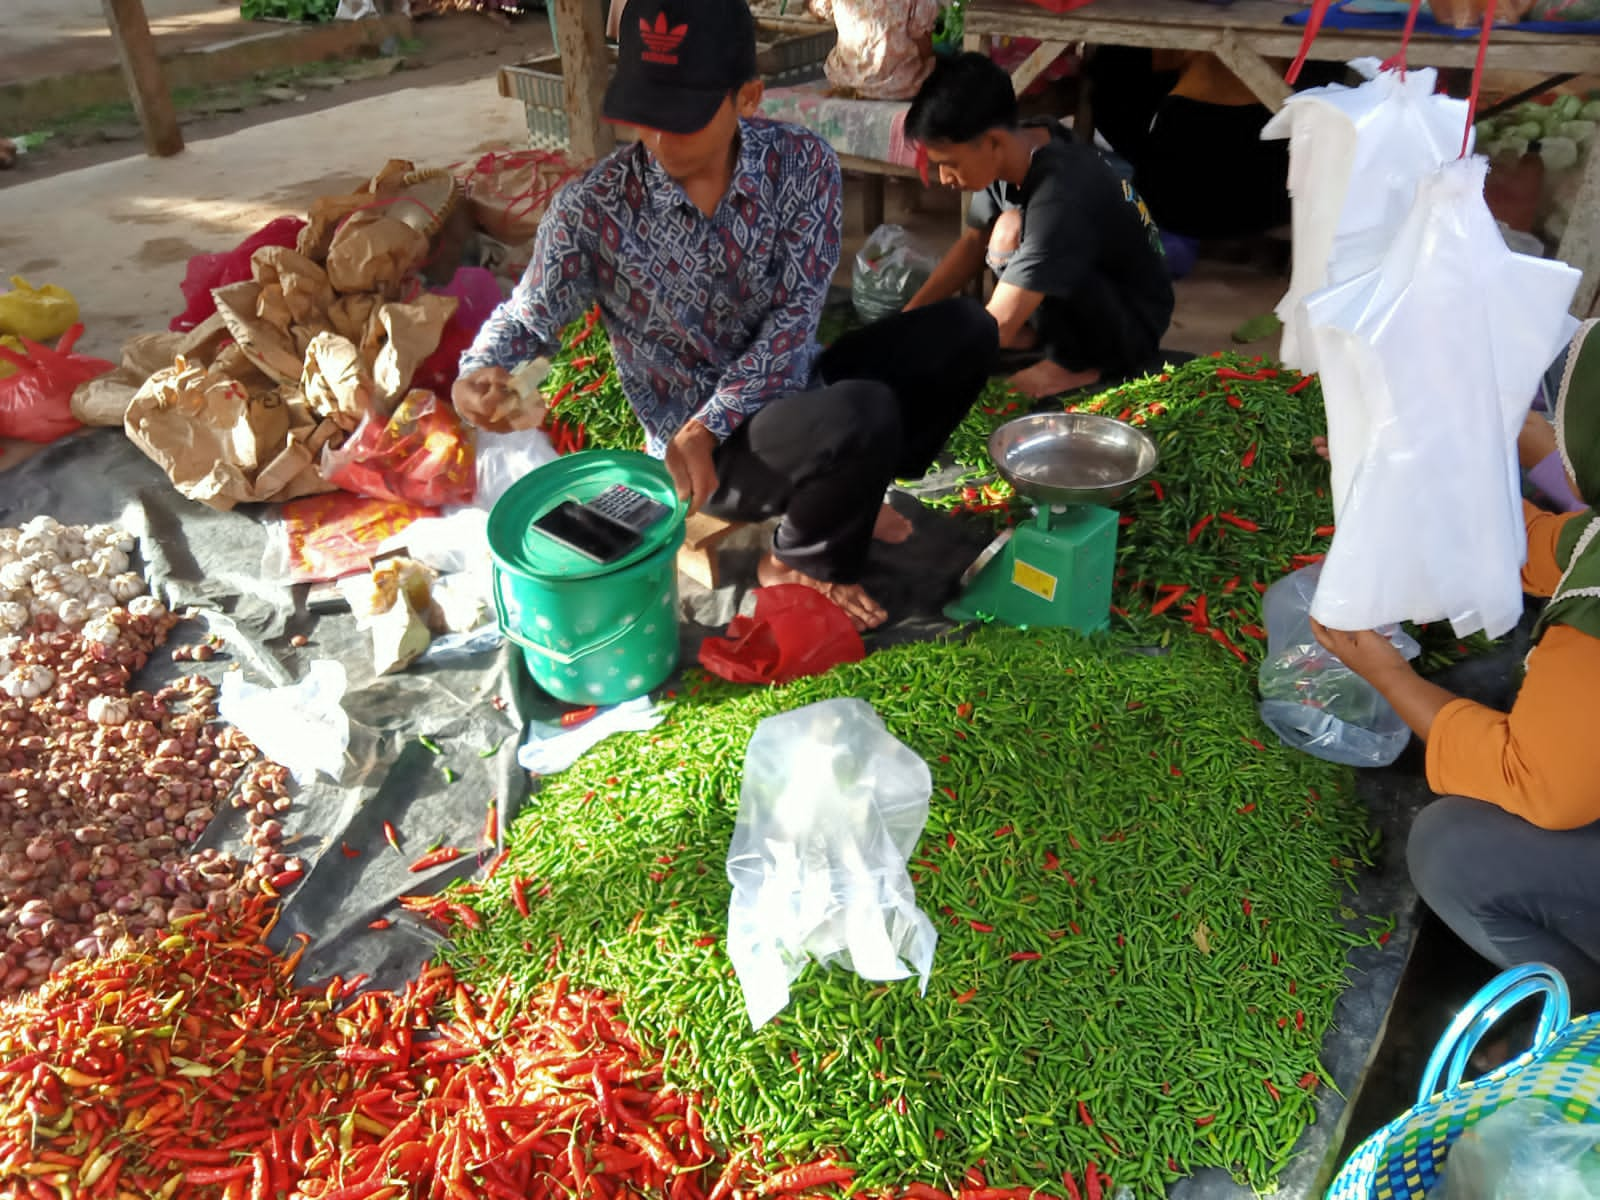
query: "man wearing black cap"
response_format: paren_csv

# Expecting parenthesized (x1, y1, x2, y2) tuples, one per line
(456, 0, 999, 631)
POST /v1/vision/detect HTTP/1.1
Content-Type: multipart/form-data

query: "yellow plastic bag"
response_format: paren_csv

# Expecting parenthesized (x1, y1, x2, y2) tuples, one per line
(0, 336, 21, 381)
(0, 277, 80, 343)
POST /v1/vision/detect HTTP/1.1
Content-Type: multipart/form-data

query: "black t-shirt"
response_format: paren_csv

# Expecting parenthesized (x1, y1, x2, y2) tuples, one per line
(968, 120, 1174, 372)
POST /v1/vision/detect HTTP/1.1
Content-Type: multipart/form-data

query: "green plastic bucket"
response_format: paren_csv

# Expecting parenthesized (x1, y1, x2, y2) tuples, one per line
(488, 451, 686, 706)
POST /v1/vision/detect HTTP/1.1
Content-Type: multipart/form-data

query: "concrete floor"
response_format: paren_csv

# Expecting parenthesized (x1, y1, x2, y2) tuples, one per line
(1, 0, 271, 83)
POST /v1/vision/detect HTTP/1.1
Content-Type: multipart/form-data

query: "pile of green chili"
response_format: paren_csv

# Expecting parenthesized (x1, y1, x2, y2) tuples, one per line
(444, 628, 1386, 1197)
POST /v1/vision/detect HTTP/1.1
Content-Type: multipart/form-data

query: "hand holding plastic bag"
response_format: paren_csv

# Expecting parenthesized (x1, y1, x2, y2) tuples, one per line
(1258, 564, 1421, 768)
(726, 699, 938, 1027)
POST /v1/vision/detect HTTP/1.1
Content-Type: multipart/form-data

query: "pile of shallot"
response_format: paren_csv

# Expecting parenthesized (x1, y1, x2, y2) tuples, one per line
(0, 516, 298, 995)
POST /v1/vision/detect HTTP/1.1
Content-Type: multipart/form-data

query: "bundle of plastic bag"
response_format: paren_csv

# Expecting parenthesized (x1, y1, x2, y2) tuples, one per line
(726, 699, 938, 1027)
(1262, 63, 1469, 371)
(0, 276, 80, 343)
(1306, 157, 1579, 637)
(1258, 564, 1420, 767)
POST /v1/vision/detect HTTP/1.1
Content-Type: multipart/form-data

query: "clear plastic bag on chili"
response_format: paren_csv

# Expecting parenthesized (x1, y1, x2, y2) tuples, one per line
(1257, 564, 1421, 768)
(725, 698, 938, 1028)
(321, 389, 476, 510)
(852, 225, 938, 324)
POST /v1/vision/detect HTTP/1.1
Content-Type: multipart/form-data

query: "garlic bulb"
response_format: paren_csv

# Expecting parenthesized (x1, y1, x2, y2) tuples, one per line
(81, 618, 120, 647)
(108, 573, 145, 603)
(91, 548, 129, 577)
(127, 596, 167, 620)
(0, 603, 27, 634)
(21, 515, 60, 538)
(86, 695, 132, 725)
(55, 598, 87, 627)
(51, 568, 90, 598)
(1, 664, 53, 700)
(0, 562, 30, 592)
(85, 592, 116, 617)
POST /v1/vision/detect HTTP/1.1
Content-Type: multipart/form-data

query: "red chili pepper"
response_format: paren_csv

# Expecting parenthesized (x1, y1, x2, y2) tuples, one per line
(561, 705, 599, 728)
(1218, 512, 1260, 532)
(1169, 765, 1183, 778)
(367, 917, 391, 930)
(409, 847, 463, 873)
(952, 987, 977, 1004)
(1194, 1114, 1216, 1127)
(1010, 951, 1042, 962)
(1225, 393, 1243, 409)
(1241, 443, 1257, 470)
(1187, 515, 1214, 543)
(968, 920, 994, 933)
(955, 702, 973, 720)
(992, 824, 1013, 838)
(1314, 524, 1336, 537)
(512, 876, 531, 918)
(1208, 628, 1250, 664)
(1295, 1010, 1305, 1031)
(1042, 851, 1059, 870)
(1264, 1079, 1282, 1102)
(1291, 552, 1326, 567)
(1218, 367, 1278, 382)
(1378, 931, 1392, 946)
(1061, 1172, 1083, 1200)
(1298, 1071, 1320, 1090)
(547, 381, 576, 409)
(1085, 1161, 1104, 1200)
(1078, 1100, 1094, 1127)
(1150, 585, 1189, 615)
(1244, 737, 1267, 751)
(1237, 803, 1256, 814)
(1242, 898, 1253, 917)
(382, 821, 401, 852)
(1150, 479, 1165, 502)
(1286, 374, 1315, 394)
(341, 842, 360, 858)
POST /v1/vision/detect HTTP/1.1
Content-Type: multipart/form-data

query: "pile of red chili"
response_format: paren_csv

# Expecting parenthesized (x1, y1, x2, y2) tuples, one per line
(0, 898, 1053, 1200)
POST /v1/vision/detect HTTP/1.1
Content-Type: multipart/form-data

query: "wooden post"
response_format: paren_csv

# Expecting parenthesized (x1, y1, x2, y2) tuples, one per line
(553, 0, 616, 164)
(102, 0, 183, 158)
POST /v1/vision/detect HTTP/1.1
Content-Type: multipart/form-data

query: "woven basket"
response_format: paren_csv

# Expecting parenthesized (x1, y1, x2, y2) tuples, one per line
(387, 168, 462, 241)
(1328, 965, 1600, 1200)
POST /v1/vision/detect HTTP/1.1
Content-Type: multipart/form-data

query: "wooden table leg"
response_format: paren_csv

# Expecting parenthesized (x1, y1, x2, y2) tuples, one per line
(102, 0, 183, 158)
(552, 0, 616, 164)
(1009, 39, 1071, 97)
(1212, 29, 1292, 112)
(1559, 145, 1600, 319)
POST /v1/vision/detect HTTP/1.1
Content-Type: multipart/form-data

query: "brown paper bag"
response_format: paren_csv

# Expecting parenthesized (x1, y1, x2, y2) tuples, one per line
(325, 213, 430, 298)
(70, 315, 233, 427)
(252, 246, 335, 326)
(463, 150, 583, 246)
(328, 293, 379, 342)
(297, 158, 421, 263)
(212, 280, 305, 385)
(124, 357, 335, 510)
(362, 294, 457, 409)
(302, 332, 373, 429)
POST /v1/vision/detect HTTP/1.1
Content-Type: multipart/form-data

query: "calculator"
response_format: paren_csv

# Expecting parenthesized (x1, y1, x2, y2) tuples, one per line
(586, 485, 671, 533)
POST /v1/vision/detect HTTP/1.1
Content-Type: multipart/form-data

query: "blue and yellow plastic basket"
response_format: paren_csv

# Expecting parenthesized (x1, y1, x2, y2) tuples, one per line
(1328, 965, 1600, 1200)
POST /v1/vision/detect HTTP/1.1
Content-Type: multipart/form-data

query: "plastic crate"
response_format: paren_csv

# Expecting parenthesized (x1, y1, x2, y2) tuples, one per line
(498, 20, 835, 152)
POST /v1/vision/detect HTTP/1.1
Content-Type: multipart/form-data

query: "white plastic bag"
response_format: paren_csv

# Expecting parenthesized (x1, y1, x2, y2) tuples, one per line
(1258, 564, 1419, 767)
(218, 660, 350, 786)
(852, 225, 937, 324)
(725, 699, 938, 1027)
(1262, 63, 1470, 371)
(1432, 1097, 1600, 1200)
(1306, 157, 1579, 638)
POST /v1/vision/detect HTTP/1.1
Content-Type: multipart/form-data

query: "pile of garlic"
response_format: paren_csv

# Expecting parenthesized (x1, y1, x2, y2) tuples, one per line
(0, 518, 156, 700)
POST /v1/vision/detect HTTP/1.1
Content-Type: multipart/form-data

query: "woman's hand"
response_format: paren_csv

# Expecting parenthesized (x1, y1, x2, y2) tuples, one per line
(1309, 619, 1411, 684)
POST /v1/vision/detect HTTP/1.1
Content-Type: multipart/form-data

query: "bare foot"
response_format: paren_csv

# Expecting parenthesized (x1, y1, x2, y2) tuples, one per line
(757, 552, 888, 631)
(1008, 359, 1101, 401)
(873, 504, 913, 544)
(1312, 435, 1330, 461)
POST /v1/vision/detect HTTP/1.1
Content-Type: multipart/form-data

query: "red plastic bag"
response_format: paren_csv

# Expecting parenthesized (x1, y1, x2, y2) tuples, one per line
(0, 324, 112, 443)
(698, 584, 865, 685)
(276, 492, 436, 584)
(321, 389, 476, 510)
(169, 216, 306, 333)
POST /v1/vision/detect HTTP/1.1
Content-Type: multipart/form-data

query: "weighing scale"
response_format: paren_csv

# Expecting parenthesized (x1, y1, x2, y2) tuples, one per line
(944, 413, 1158, 633)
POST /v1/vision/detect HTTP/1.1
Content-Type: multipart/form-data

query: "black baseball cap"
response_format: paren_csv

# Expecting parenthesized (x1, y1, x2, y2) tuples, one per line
(603, 0, 759, 135)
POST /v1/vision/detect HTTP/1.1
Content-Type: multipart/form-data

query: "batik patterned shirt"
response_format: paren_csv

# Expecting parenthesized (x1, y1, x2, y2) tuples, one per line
(460, 119, 843, 454)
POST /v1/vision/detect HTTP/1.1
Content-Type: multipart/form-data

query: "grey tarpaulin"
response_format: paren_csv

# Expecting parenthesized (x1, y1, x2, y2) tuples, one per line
(0, 427, 1504, 1198)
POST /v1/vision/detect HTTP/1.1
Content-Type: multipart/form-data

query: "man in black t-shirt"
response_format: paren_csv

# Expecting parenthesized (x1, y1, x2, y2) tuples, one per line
(903, 53, 1174, 399)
